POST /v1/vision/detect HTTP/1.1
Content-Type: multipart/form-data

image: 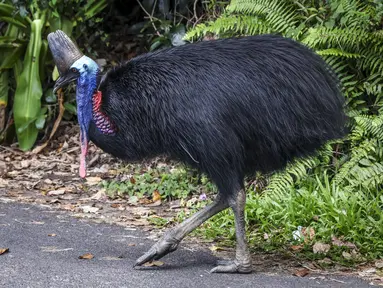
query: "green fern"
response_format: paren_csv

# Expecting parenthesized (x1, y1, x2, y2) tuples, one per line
(186, 0, 383, 195)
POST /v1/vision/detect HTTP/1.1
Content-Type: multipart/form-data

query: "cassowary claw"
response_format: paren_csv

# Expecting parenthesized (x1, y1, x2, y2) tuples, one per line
(210, 259, 252, 274)
(134, 235, 180, 267)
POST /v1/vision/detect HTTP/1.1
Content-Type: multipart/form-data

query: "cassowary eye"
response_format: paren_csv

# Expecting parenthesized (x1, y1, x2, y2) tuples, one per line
(71, 68, 77, 73)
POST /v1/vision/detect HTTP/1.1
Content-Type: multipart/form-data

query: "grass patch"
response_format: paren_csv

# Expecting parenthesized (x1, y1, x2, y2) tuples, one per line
(103, 163, 383, 263)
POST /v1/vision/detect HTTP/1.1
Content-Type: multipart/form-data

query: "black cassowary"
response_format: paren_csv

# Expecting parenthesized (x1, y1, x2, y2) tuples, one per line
(47, 30, 347, 273)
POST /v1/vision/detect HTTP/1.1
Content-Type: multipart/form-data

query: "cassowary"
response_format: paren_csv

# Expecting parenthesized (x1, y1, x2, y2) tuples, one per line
(47, 30, 347, 273)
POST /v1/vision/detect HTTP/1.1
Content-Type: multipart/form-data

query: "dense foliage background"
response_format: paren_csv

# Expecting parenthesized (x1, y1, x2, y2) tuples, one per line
(1, 0, 382, 261)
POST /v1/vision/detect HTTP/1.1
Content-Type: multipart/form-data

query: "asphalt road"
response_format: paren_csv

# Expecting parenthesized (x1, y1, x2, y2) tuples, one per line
(0, 200, 375, 288)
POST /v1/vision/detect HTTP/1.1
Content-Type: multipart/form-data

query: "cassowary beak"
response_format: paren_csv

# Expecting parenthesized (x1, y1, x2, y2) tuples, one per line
(47, 30, 83, 93)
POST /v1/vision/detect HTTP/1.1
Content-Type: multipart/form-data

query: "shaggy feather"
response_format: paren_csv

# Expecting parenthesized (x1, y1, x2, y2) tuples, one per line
(89, 34, 347, 193)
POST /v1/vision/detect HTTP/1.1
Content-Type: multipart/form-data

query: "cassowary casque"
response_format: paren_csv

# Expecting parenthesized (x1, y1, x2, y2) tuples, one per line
(47, 30, 347, 273)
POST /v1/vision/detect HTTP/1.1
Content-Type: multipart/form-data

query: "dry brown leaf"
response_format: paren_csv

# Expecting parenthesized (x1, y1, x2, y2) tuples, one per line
(139, 198, 152, 205)
(375, 260, 383, 269)
(130, 177, 136, 184)
(331, 236, 357, 249)
(111, 203, 120, 208)
(290, 244, 304, 251)
(48, 234, 57, 237)
(90, 189, 107, 201)
(302, 227, 315, 243)
(143, 261, 164, 267)
(293, 268, 310, 277)
(0, 248, 9, 255)
(152, 190, 161, 202)
(79, 253, 94, 260)
(128, 243, 136, 247)
(313, 242, 331, 254)
(145, 200, 162, 207)
(86, 177, 102, 186)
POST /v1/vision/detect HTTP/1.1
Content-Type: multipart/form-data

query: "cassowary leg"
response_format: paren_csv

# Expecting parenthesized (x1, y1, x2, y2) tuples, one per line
(211, 188, 252, 273)
(134, 194, 229, 267)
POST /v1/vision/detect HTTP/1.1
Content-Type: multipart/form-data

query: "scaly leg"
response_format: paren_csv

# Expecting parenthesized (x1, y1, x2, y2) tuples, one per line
(134, 194, 229, 267)
(211, 188, 252, 273)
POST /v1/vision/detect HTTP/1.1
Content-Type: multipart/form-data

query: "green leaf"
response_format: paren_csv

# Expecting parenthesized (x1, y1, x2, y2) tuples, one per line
(64, 102, 77, 114)
(0, 16, 27, 30)
(13, 19, 44, 151)
(45, 88, 56, 103)
(35, 114, 46, 129)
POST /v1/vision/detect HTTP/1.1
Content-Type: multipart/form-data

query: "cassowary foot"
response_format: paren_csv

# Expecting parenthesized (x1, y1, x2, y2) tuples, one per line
(211, 257, 252, 274)
(134, 234, 180, 267)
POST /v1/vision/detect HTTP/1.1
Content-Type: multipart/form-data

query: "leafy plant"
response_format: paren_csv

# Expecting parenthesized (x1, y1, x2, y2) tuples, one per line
(0, 0, 107, 150)
(186, 0, 383, 198)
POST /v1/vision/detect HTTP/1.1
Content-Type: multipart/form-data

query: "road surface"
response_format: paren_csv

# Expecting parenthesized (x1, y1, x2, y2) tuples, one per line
(0, 200, 375, 288)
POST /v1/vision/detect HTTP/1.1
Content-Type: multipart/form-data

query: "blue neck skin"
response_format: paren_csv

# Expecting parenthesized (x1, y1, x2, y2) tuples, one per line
(71, 56, 100, 143)
(76, 71, 98, 141)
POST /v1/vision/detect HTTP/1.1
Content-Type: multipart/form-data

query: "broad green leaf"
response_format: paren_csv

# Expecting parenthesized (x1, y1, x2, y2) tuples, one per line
(64, 102, 77, 114)
(45, 88, 56, 103)
(39, 40, 48, 82)
(35, 114, 46, 129)
(13, 19, 44, 151)
(52, 66, 59, 81)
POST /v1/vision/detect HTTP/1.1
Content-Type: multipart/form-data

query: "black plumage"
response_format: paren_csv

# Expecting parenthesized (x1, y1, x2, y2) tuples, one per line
(91, 35, 346, 194)
(49, 32, 347, 273)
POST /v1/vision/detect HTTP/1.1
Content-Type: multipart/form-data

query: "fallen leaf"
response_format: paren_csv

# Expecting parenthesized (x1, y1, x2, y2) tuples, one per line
(86, 177, 102, 186)
(291, 244, 304, 251)
(293, 268, 310, 277)
(111, 203, 120, 208)
(58, 195, 74, 200)
(318, 258, 333, 265)
(302, 227, 315, 243)
(130, 177, 136, 184)
(79, 253, 94, 260)
(143, 261, 164, 267)
(313, 242, 331, 254)
(152, 190, 161, 202)
(331, 236, 357, 249)
(0, 248, 9, 255)
(81, 206, 100, 213)
(342, 251, 352, 260)
(209, 245, 226, 252)
(375, 260, 383, 269)
(90, 189, 107, 201)
(48, 234, 57, 237)
(145, 200, 161, 207)
(128, 243, 136, 247)
(47, 189, 66, 196)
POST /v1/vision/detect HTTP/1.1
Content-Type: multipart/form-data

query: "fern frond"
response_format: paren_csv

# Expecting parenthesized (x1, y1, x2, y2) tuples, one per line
(352, 114, 383, 142)
(302, 27, 371, 51)
(227, 0, 299, 35)
(185, 15, 272, 40)
(317, 48, 361, 59)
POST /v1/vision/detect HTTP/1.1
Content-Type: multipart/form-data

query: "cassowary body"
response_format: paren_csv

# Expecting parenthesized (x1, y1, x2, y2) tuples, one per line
(48, 31, 346, 273)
